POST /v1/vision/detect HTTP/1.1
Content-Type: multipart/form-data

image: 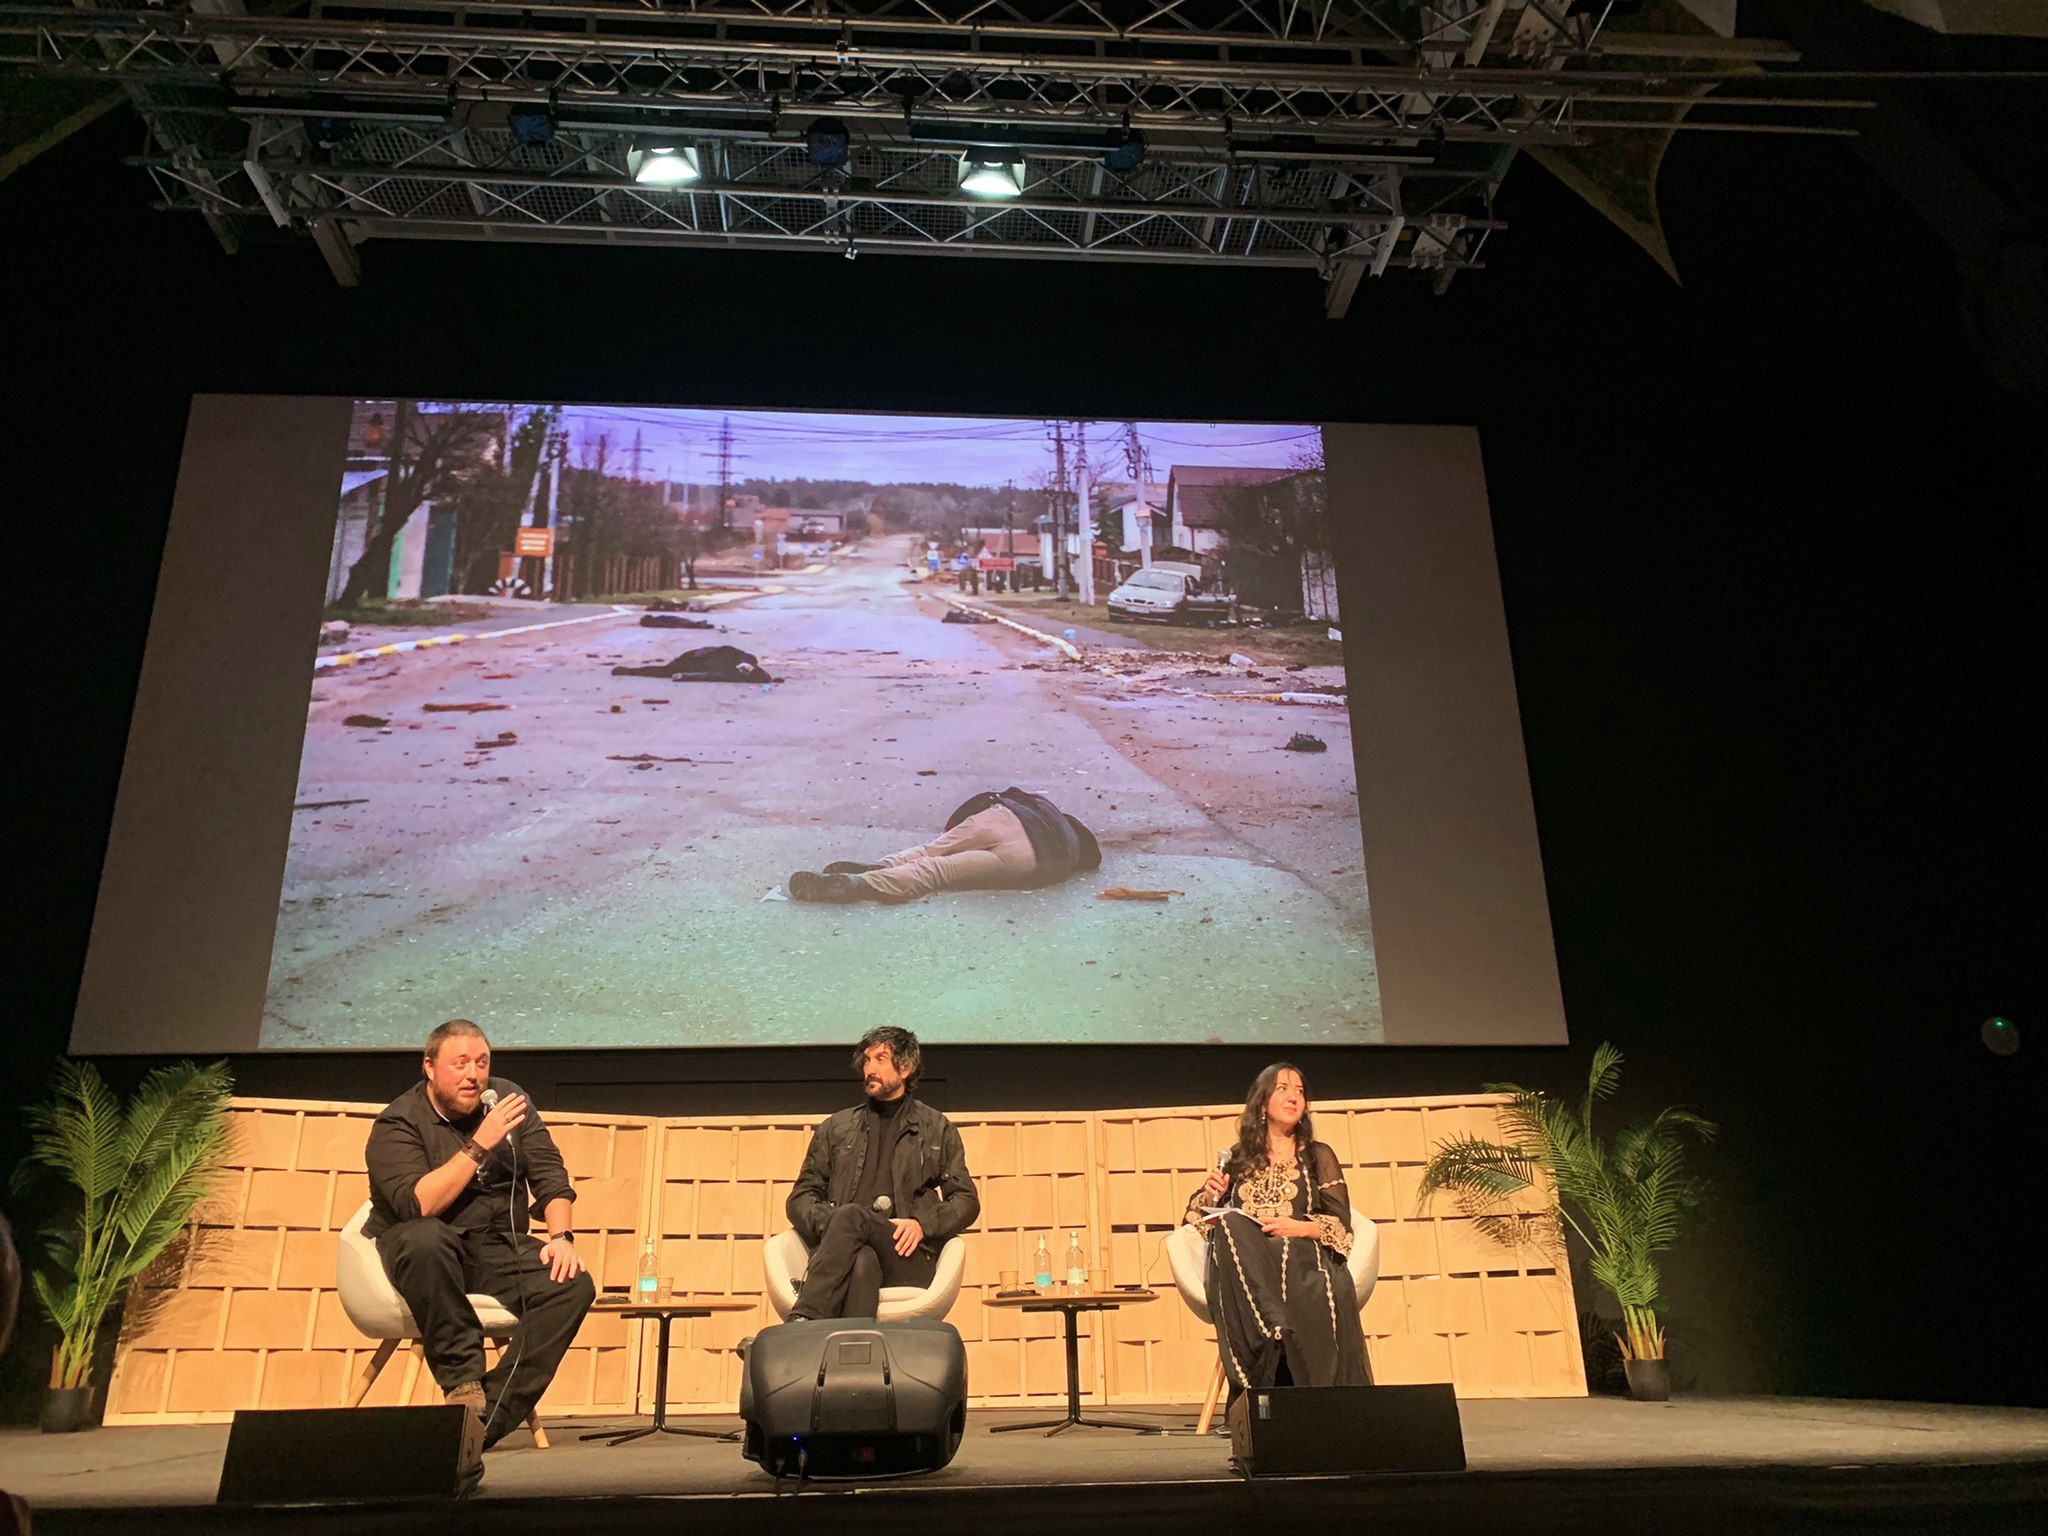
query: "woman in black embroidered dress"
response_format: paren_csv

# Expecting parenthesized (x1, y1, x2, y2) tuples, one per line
(1185, 1063, 1370, 1392)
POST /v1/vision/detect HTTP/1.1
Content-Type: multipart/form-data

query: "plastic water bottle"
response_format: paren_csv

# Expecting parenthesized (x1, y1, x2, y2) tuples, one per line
(1065, 1232, 1087, 1292)
(1033, 1234, 1053, 1289)
(636, 1236, 659, 1300)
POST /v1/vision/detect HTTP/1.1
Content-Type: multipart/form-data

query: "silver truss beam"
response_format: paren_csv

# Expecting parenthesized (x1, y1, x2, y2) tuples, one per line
(1, 2, 1848, 293)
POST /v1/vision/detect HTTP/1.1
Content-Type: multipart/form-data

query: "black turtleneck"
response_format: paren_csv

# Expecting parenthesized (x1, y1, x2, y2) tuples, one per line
(853, 1091, 911, 1216)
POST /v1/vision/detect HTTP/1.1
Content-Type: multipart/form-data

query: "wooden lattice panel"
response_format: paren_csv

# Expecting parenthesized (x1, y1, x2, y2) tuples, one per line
(103, 1097, 657, 1426)
(104, 1091, 1584, 1424)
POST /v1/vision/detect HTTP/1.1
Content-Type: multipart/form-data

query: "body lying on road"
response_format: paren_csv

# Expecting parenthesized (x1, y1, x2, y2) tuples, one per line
(788, 787, 1101, 904)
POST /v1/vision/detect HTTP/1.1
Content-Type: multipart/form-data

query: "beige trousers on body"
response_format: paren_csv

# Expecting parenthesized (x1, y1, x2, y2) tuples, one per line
(860, 805, 1040, 902)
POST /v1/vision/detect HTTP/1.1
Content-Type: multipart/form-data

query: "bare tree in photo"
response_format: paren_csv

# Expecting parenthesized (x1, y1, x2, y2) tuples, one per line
(1219, 446, 1331, 613)
(676, 510, 731, 589)
(335, 402, 498, 607)
(446, 407, 552, 594)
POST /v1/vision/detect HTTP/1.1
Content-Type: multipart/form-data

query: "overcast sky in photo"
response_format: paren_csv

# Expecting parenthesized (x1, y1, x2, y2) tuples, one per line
(535, 406, 1320, 488)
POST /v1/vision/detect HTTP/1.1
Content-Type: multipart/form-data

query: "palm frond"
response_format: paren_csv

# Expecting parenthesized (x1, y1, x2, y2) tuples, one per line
(17, 1057, 236, 1392)
(1419, 1043, 1710, 1362)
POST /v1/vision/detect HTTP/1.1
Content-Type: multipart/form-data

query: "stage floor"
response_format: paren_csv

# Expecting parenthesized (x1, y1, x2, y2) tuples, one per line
(8, 1398, 2046, 1534)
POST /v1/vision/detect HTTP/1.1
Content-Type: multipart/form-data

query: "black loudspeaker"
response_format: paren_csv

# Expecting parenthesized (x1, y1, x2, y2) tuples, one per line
(739, 1317, 967, 1478)
(1227, 1384, 1466, 1476)
(218, 1405, 477, 1502)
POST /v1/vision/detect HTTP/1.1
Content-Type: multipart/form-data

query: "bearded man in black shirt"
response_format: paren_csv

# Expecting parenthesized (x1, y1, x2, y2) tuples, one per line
(785, 1027, 979, 1320)
(363, 1020, 596, 1467)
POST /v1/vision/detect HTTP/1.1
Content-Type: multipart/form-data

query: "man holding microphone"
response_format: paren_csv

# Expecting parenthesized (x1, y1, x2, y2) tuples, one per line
(364, 1019, 595, 1479)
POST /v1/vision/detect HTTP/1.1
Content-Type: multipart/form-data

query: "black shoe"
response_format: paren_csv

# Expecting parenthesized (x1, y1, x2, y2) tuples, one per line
(824, 861, 884, 875)
(789, 871, 868, 902)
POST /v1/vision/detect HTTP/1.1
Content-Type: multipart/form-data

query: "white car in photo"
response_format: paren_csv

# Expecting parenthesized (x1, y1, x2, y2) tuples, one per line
(1106, 563, 1234, 624)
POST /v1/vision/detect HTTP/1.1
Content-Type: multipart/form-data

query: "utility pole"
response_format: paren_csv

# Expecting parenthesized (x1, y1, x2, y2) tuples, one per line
(1049, 420, 1068, 599)
(630, 429, 645, 484)
(540, 418, 566, 599)
(1073, 421, 1095, 606)
(1122, 420, 1152, 568)
(716, 416, 735, 530)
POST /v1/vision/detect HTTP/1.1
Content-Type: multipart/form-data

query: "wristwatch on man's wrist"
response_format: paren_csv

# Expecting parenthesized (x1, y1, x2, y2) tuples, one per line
(548, 1230, 575, 1245)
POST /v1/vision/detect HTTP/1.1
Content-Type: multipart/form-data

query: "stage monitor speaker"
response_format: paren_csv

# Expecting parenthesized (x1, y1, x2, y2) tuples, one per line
(218, 1405, 477, 1502)
(1227, 1384, 1466, 1476)
(740, 1316, 967, 1478)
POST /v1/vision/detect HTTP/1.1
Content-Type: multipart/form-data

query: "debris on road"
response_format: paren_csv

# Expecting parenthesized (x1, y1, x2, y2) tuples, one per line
(1282, 733, 1328, 753)
(607, 754, 733, 765)
(343, 714, 388, 728)
(942, 608, 993, 624)
(319, 620, 351, 645)
(641, 613, 717, 630)
(483, 673, 514, 680)
(1097, 887, 1185, 902)
(611, 645, 776, 683)
(473, 731, 517, 750)
(648, 597, 710, 613)
(294, 798, 368, 812)
(1229, 653, 1256, 668)
(423, 701, 509, 713)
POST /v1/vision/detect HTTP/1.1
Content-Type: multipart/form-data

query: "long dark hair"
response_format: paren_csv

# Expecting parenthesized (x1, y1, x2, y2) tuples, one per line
(1226, 1062, 1314, 1177)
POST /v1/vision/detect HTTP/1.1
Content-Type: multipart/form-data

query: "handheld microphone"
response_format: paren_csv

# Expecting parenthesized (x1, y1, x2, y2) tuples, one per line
(873, 1195, 893, 1215)
(479, 1088, 499, 1110)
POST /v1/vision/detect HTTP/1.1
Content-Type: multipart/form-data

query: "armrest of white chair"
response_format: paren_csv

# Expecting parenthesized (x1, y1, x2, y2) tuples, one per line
(1347, 1212, 1381, 1308)
(762, 1228, 809, 1321)
(335, 1201, 411, 1340)
(1165, 1222, 1213, 1326)
(886, 1235, 968, 1322)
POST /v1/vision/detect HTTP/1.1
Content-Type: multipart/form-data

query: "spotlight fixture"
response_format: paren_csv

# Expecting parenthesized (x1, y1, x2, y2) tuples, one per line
(1104, 127, 1146, 174)
(628, 142, 702, 186)
(307, 117, 351, 149)
(508, 105, 557, 147)
(805, 117, 852, 168)
(957, 151, 1025, 199)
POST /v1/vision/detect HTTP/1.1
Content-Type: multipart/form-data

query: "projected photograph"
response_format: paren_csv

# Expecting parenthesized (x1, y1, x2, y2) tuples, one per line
(263, 402, 1376, 1047)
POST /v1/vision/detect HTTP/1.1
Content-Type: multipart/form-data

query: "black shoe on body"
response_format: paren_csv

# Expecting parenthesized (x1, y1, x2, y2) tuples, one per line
(789, 871, 868, 903)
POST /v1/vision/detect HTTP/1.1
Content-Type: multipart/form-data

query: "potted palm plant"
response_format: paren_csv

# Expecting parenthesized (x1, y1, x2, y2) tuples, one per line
(10, 1059, 235, 1432)
(1416, 1044, 1714, 1401)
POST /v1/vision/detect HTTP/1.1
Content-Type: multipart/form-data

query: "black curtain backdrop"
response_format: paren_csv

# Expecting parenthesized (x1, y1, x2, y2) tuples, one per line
(4, 9, 2041, 1413)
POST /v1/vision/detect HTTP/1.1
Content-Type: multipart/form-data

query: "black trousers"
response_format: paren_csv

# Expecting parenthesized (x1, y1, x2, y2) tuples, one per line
(376, 1219, 597, 1448)
(792, 1206, 937, 1320)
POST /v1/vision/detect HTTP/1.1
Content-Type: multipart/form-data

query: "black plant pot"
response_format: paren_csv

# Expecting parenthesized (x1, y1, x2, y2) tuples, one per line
(42, 1385, 97, 1434)
(1624, 1358, 1671, 1402)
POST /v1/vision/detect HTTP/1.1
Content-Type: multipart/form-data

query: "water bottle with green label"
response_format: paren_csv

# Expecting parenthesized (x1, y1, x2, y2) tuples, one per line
(636, 1235, 659, 1300)
(1032, 1234, 1053, 1289)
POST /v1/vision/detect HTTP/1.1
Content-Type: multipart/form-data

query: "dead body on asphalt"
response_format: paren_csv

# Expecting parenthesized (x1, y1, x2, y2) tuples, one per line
(610, 644, 773, 682)
(788, 787, 1102, 904)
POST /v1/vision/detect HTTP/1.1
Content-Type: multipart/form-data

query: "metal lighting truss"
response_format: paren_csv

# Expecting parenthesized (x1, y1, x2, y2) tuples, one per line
(1, 1, 1839, 305)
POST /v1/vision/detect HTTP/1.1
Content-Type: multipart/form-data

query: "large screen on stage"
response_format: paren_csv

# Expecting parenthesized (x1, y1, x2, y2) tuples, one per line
(70, 397, 1565, 1051)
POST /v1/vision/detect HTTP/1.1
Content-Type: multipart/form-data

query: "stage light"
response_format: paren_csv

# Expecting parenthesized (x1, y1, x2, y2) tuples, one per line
(629, 142, 702, 186)
(509, 106, 557, 147)
(958, 151, 1025, 198)
(307, 117, 350, 149)
(1983, 1016, 2020, 1056)
(1104, 128, 1146, 174)
(805, 117, 852, 168)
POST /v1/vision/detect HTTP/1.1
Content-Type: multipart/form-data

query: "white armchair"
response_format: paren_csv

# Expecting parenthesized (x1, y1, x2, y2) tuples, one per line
(762, 1227, 967, 1323)
(1166, 1207, 1380, 1434)
(334, 1201, 551, 1448)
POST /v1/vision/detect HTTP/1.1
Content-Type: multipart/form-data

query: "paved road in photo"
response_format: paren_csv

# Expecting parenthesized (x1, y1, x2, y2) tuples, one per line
(265, 536, 1379, 1047)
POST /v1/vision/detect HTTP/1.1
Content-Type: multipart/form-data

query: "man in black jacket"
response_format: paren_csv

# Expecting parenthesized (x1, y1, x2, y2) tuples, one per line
(785, 1027, 979, 1320)
(363, 1020, 596, 1469)
(788, 786, 1102, 903)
